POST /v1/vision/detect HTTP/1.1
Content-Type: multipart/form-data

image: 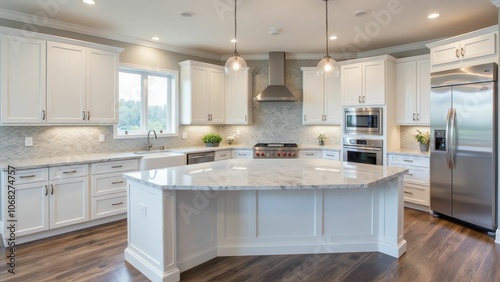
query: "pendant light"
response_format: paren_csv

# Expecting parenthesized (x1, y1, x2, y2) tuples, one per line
(225, 0, 247, 76)
(317, 0, 339, 76)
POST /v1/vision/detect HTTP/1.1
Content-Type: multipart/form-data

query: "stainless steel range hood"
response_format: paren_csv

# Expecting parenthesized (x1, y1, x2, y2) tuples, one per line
(254, 52, 297, 102)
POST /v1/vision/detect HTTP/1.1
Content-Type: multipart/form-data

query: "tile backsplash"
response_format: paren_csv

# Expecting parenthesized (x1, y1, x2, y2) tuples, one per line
(0, 59, 342, 161)
(400, 125, 431, 150)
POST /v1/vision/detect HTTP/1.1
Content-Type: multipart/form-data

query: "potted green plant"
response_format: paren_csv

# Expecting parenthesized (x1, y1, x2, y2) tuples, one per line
(202, 133, 222, 147)
(414, 130, 430, 152)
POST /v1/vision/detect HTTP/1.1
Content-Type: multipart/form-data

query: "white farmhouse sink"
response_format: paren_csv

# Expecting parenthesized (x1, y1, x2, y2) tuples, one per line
(135, 151, 187, 170)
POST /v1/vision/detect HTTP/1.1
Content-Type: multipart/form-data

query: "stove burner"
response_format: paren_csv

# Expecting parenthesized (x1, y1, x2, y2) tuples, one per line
(253, 143, 298, 158)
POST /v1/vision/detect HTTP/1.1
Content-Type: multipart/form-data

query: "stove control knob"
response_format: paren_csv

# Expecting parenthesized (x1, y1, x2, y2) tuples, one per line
(277, 153, 281, 157)
(255, 152, 260, 157)
(261, 152, 265, 157)
(288, 153, 292, 157)
(292, 153, 295, 157)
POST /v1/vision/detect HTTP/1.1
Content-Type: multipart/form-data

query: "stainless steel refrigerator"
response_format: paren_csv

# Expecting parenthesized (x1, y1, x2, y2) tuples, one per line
(430, 63, 497, 232)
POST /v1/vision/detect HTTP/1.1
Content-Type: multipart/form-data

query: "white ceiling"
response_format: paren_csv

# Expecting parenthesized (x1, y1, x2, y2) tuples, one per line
(0, 0, 497, 59)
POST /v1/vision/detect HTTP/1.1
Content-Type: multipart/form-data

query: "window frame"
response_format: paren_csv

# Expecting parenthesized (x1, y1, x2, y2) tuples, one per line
(113, 63, 179, 139)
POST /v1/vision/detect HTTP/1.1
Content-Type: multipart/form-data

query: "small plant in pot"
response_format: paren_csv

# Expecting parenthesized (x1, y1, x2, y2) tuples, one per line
(202, 133, 222, 147)
(414, 130, 430, 152)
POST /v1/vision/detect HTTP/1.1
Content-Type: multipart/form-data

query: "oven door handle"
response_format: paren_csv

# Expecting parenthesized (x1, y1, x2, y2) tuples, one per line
(343, 145, 382, 152)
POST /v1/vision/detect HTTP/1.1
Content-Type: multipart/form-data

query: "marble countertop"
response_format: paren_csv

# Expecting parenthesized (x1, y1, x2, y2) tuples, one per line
(0, 153, 142, 171)
(123, 159, 408, 191)
(387, 149, 430, 158)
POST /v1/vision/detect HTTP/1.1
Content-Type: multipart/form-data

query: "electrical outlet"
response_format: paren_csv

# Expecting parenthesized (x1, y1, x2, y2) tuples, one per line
(25, 137, 33, 147)
(99, 134, 105, 143)
(139, 203, 147, 216)
(182, 132, 188, 139)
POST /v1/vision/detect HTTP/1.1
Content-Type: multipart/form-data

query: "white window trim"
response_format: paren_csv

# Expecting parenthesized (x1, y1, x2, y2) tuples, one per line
(113, 63, 179, 139)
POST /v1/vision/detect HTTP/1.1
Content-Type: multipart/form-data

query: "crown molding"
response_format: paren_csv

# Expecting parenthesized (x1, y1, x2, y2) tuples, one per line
(490, 0, 500, 8)
(0, 8, 222, 61)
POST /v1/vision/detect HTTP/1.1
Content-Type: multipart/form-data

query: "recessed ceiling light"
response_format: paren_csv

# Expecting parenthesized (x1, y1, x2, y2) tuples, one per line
(83, 0, 95, 5)
(152, 36, 160, 41)
(329, 35, 338, 40)
(180, 11, 196, 17)
(428, 13, 440, 19)
(354, 9, 370, 17)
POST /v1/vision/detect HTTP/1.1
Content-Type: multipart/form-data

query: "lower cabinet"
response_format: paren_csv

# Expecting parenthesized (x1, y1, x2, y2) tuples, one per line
(231, 150, 253, 159)
(322, 150, 340, 161)
(299, 150, 321, 158)
(388, 154, 430, 211)
(215, 150, 231, 161)
(90, 159, 138, 219)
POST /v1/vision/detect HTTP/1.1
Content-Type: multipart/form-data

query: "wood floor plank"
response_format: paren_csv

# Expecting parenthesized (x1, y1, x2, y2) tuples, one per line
(0, 208, 498, 282)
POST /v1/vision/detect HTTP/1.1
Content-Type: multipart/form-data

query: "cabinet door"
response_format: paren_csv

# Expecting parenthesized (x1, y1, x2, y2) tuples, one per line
(12, 182, 49, 236)
(324, 72, 341, 124)
(461, 33, 496, 61)
(430, 41, 461, 66)
(302, 70, 325, 124)
(49, 177, 89, 229)
(226, 68, 250, 124)
(86, 48, 119, 124)
(340, 64, 362, 106)
(208, 69, 225, 123)
(416, 59, 430, 125)
(1, 36, 46, 124)
(190, 66, 210, 123)
(363, 60, 385, 105)
(46, 42, 86, 123)
(396, 61, 417, 124)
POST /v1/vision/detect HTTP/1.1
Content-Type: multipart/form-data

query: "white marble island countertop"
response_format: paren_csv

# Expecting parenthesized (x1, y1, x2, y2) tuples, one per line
(123, 159, 408, 191)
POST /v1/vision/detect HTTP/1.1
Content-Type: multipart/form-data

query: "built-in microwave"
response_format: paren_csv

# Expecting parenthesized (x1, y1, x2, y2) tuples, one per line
(344, 107, 383, 135)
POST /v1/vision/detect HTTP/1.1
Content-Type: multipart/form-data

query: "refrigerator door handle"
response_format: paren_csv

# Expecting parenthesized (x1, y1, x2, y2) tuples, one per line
(450, 108, 457, 169)
(445, 108, 452, 169)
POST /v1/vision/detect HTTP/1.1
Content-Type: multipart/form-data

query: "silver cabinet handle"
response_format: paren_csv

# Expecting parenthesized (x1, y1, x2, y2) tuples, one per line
(111, 165, 123, 168)
(461, 48, 465, 57)
(238, 153, 246, 156)
(412, 113, 416, 121)
(82, 111, 86, 120)
(42, 110, 46, 120)
(112, 202, 123, 206)
(403, 159, 413, 162)
(456, 49, 460, 58)
(45, 185, 48, 196)
(20, 175, 36, 179)
(404, 191, 413, 195)
(306, 153, 315, 156)
(358, 96, 361, 103)
(245, 115, 247, 122)
(87, 111, 90, 120)
(405, 173, 414, 176)
(112, 181, 124, 184)
(362, 96, 365, 103)
(63, 170, 77, 174)
(416, 113, 420, 121)
(304, 115, 306, 121)
(51, 184, 54, 195)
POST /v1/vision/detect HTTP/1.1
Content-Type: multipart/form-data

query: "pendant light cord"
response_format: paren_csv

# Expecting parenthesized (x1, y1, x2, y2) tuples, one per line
(325, 0, 329, 57)
(234, 0, 238, 55)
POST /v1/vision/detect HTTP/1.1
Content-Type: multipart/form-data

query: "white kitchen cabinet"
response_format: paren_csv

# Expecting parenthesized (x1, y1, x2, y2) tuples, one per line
(302, 68, 341, 125)
(388, 154, 430, 211)
(322, 150, 340, 161)
(90, 159, 139, 219)
(231, 150, 253, 159)
(341, 58, 389, 106)
(226, 67, 252, 124)
(180, 60, 225, 124)
(49, 176, 89, 229)
(215, 150, 231, 161)
(427, 27, 497, 72)
(47, 42, 120, 124)
(0, 36, 47, 124)
(396, 56, 430, 125)
(299, 150, 321, 158)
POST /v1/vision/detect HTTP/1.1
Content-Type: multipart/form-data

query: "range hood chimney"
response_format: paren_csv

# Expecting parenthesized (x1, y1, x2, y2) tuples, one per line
(254, 52, 297, 102)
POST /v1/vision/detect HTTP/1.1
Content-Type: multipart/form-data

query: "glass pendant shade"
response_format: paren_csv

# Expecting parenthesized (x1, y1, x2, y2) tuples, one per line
(225, 53, 247, 76)
(317, 55, 339, 76)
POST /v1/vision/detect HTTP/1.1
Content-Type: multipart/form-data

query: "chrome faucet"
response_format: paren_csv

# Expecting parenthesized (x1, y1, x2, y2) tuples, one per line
(147, 130, 158, 151)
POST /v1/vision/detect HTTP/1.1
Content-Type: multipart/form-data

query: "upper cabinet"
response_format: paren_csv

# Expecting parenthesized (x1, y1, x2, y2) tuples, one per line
(341, 56, 394, 106)
(396, 56, 430, 125)
(427, 27, 497, 72)
(180, 61, 225, 124)
(0, 34, 122, 125)
(226, 67, 252, 124)
(302, 67, 341, 125)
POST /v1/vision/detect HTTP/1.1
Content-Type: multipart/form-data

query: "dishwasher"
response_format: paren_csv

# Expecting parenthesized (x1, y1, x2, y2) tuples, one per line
(187, 151, 215, 165)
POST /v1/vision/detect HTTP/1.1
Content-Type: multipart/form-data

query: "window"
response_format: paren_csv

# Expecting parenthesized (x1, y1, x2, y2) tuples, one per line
(114, 65, 178, 138)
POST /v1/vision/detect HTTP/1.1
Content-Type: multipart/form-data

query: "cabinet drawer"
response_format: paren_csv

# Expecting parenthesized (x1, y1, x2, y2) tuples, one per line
(404, 167, 430, 186)
(9, 168, 49, 184)
(231, 150, 253, 159)
(91, 172, 128, 197)
(215, 150, 231, 161)
(91, 192, 127, 220)
(49, 164, 88, 180)
(323, 150, 340, 160)
(91, 159, 139, 175)
(403, 183, 429, 206)
(299, 150, 321, 158)
(388, 155, 429, 167)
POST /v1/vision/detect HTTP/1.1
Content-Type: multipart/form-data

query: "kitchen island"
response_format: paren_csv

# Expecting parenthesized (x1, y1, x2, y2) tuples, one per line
(122, 159, 408, 282)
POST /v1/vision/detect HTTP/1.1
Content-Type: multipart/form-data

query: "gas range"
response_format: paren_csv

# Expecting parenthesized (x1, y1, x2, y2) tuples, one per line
(253, 143, 298, 158)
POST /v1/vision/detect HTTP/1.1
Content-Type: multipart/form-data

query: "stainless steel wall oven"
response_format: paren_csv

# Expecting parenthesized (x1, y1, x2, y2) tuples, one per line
(342, 137, 383, 165)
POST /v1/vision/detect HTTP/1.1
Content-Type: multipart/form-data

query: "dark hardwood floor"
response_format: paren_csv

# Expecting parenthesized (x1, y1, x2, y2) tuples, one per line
(1, 208, 499, 282)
